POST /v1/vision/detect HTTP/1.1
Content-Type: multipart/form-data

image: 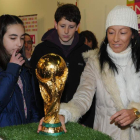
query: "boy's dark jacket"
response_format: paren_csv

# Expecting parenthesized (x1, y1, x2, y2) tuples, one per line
(30, 29, 91, 118)
(0, 63, 39, 127)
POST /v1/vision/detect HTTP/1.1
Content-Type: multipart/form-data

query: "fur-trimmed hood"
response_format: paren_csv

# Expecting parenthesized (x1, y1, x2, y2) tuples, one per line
(82, 49, 99, 63)
(82, 49, 124, 111)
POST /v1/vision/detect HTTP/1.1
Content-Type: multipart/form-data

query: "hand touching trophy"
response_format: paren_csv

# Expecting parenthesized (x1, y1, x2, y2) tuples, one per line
(35, 53, 68, 136)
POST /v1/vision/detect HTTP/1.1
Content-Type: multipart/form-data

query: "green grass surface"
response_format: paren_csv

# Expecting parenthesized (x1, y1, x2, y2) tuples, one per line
(0, 122, 112, 140)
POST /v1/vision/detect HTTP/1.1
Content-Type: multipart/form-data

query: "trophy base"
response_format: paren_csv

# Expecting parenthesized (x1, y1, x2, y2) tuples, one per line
(39, 131, 65, 136)
(39, 122, 65, 136)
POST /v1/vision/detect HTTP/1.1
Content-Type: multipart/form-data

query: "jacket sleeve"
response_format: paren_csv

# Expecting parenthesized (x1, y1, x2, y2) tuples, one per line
(30, 76, 39, 122)
(30, 94, 39, 123)
(0, 63, 21, 112)
(127, 102, 140, 129)
(60, 58, 97, 122)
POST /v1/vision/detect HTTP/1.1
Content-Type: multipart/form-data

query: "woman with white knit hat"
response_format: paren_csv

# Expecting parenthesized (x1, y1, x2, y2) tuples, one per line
(38, 5, 140, 140)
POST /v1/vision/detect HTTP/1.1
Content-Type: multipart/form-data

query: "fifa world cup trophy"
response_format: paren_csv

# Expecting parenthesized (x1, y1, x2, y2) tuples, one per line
(35, 53, 68, 136)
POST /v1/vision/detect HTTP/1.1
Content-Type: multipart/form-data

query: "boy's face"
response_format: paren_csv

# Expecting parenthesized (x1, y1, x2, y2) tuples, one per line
(55, 17, 80, 45)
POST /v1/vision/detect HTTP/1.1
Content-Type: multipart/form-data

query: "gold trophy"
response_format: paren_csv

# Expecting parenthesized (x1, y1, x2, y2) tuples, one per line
(36, 53, 68, 136)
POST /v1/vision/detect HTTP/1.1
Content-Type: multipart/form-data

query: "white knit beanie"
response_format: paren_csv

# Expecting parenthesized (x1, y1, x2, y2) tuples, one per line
(106, 5, 138, 31)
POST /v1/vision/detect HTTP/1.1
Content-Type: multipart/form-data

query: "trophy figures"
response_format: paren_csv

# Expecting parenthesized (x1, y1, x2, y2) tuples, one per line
(36, 53, 68, 136)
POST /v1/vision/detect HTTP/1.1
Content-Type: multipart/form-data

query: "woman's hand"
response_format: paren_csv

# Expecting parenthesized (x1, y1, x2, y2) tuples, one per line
(59, 115, 67, 132)
(110, 109, 137, 127)
(10, 49, 25, 66)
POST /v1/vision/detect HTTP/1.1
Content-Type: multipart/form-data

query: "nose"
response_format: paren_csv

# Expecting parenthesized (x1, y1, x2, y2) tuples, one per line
(64, 27, 69, 34)
(17, 38, 23, 48)
(24, 41, 28, 47)
(113, 33, 119, 42)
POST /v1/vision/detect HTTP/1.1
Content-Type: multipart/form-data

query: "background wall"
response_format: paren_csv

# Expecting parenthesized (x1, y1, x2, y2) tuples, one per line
(79, 0, 126, 43)
(0, 0, 126, 45)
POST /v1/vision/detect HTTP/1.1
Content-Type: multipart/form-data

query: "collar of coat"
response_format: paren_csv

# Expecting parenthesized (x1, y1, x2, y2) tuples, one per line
(82, 49, 124, 111)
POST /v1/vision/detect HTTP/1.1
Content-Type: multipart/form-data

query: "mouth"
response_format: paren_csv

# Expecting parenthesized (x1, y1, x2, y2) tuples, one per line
(63, 35, 69, 38)
(16, 49, 20, 53)
(113, 44, 121, 47)
(15, 49, 21, 55)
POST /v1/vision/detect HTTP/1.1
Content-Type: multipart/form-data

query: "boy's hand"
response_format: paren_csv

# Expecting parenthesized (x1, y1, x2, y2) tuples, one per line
(10, 49, 25, 66)
(37, 117, 44, 133)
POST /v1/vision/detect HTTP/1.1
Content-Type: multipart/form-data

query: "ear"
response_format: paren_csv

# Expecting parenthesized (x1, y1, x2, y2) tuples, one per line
(76, 23, 80, 31)
(85, 38, 88, 44)
(132, 35, 134, 39)
(54, 21, 58, 30)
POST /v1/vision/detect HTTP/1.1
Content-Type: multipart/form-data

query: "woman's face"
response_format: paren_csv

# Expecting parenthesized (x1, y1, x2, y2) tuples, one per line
(3, 24, 24, 55)
(107, 26, 133, 53)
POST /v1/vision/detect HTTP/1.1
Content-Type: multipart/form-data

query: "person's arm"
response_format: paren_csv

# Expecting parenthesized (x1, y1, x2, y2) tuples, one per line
(0, 50, 25, 113)
(60, 57, 97, 123)
(0, 63, 21, 112)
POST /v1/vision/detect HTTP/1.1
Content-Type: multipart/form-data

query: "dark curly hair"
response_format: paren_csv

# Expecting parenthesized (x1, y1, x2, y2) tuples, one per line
(55, 4, 81, 25)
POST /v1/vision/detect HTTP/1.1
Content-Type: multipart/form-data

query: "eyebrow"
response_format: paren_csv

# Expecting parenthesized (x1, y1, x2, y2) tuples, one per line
(9, 34, 18, 36)
(69, 24, 76, 26)
(108, 27, 128, 30)
(60, 23, 76, 26)
(9, 34, 25, 37)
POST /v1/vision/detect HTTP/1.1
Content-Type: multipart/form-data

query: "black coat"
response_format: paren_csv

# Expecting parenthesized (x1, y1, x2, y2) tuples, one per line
(30, 29, 95, 127)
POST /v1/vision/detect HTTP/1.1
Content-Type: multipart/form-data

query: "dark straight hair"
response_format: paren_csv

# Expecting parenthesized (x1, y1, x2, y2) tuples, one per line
(80, 30, 98, 49)
(0, 14, 29, 70)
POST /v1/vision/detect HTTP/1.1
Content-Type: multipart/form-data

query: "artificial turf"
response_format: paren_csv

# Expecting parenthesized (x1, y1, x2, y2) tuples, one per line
(0, 122, 112, 140)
